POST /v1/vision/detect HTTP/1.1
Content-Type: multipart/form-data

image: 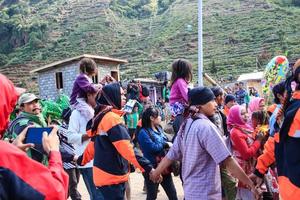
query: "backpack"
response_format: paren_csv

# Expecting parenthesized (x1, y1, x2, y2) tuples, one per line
(3, 116, 28, 142)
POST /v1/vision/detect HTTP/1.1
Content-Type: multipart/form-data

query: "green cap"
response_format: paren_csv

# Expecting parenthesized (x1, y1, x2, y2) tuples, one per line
(18, 93, 40, 106)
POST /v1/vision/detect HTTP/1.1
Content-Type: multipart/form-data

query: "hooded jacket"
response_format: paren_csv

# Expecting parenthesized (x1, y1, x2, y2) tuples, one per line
(0, 74, 68, 200)
(77, 83, 153, 187)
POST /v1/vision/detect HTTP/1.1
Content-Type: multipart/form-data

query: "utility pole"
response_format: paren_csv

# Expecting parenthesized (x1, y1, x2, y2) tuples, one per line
(198, 0, 203, 86)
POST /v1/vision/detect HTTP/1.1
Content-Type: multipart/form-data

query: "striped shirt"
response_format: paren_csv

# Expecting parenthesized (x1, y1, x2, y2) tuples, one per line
(59, 124, 76, 169)
(167, 113, 231, 200)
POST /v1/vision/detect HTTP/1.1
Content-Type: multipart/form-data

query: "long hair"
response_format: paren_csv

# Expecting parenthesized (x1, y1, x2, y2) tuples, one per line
(170, 59, 193, 86)
(141, 107, 159, 129)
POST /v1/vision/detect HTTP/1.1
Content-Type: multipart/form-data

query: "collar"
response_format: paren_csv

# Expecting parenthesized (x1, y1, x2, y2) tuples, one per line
(112, 109, 125, 116)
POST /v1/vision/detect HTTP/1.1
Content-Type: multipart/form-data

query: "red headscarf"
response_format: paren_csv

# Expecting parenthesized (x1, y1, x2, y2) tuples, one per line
(227, 105, 253, 131)
(0, 74, 20, 137)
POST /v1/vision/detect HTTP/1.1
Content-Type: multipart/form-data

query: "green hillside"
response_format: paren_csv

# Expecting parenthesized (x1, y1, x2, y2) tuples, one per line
(0, 0, 300, 88)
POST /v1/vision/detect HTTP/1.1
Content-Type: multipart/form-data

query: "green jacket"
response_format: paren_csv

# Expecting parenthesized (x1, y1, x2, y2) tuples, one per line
(3, 112, 49, 165)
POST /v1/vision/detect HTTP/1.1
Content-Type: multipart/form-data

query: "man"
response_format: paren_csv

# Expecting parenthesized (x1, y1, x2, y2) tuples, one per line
(224, 94, 236, 117)
(0, 73, 68, 199)
(150, 87, 258, 200)
(4, 92, 48, 164)
(210, 87, 237, 200)
(235, 82, 248, 105)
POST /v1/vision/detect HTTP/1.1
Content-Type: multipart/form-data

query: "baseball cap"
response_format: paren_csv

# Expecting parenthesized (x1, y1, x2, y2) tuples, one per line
(18, 93, 40, 106)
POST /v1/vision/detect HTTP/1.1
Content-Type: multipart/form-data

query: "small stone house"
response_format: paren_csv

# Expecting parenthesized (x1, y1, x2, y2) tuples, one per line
(31, 54, 127, 100)
(133, 78, 164, 103)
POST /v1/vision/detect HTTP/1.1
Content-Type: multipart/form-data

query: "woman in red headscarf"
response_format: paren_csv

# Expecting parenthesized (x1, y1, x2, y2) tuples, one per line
(227, 105, 264, 200)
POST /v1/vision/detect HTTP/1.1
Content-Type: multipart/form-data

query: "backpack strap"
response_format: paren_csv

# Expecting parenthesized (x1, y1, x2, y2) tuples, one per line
(4, 116, 29, 140)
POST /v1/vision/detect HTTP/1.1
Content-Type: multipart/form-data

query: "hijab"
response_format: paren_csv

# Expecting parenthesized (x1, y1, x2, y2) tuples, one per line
(227, 105, 252, 132)
(249, 97, 264, 114)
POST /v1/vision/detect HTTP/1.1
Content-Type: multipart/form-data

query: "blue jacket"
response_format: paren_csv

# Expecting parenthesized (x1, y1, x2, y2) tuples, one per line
(138, 127, 168, 166)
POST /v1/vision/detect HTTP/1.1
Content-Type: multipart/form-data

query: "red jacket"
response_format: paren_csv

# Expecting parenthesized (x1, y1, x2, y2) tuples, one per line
(0, 141, 69, 200)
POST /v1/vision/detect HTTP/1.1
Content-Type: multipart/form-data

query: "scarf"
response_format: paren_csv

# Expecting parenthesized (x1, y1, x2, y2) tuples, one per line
(19, 112, 47, 127)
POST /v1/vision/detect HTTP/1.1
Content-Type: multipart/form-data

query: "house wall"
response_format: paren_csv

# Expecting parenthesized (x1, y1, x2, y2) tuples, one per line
(38, 62, 120, 100)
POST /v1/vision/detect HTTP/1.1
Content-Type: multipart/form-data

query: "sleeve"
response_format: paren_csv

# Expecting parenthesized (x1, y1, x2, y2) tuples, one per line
(77, 75, 97, 94)
(177, 79, 188, 102)
(199, 124, 231, 164)
(137, 102, 143, 115)
(231, 129, 261, 160)
(288, 109, 300, 137)
(166, 134, 183, 161)
(67, 111, 83, 145)
(137, 129, 164, 154)
(0, 142, 68, 200)
(108, 124, 153, 173)
(77, 137, 95, 166)
(255, 137, 275, 176)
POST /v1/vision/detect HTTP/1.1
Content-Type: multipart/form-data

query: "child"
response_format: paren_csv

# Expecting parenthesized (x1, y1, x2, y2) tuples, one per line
(169, 59, 193, 137)
(125, 102, 143, 146)
(70, 58, 99, 106)
(251, 110, 269, 139)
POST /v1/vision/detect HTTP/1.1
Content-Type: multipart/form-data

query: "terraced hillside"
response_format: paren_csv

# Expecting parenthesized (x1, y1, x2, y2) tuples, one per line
(0, 0, 300, 89)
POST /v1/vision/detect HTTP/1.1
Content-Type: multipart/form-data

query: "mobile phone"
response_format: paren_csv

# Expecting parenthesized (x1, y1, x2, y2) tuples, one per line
(25, 127, 53, 144)
(123, 99, 137, 113)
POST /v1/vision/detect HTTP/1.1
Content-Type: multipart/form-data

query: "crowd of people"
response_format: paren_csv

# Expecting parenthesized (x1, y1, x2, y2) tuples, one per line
(0, 57, 300, 200)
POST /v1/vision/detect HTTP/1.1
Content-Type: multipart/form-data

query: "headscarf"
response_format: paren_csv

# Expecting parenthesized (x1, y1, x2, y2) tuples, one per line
(97, 83, 122, 110)
(0, 74, 20, 136)
(90, 83, 122, 135)
(227, 105, 252, 131)
(248, 97, 264, 114)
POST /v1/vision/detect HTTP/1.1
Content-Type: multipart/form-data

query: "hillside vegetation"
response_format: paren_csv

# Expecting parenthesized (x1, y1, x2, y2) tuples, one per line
(0, 0, 300, 88)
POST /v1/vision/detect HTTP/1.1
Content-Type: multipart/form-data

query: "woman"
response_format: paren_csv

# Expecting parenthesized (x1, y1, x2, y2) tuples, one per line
(76, 83, 153, 199)
(138, 107, 178, 200)
(248, 97, 265, 114)
(68, 89, 103, 200)
(227, 105, 264, 200)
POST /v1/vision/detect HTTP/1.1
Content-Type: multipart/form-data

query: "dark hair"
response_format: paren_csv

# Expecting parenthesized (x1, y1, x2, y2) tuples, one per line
(272, 81, 285, 104)
(210, 86, 223, 98)
(278, 59, 300, 123)
(170, 59, 192, 86)
(252, 110, 269, 125)
(79, 58, 97, 75)
(141, 107, 159, 128)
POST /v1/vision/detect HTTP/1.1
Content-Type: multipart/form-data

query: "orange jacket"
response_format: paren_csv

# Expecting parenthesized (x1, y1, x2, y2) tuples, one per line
(77, 109, 153, 187)
(275, 91, 300, 200)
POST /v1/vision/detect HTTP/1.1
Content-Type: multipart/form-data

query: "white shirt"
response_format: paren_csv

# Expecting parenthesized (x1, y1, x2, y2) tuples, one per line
(68, 109, 93, 168)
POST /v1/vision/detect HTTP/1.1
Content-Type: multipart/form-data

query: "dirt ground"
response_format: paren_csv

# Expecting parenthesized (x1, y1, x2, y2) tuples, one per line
(76, 171, 184, 200)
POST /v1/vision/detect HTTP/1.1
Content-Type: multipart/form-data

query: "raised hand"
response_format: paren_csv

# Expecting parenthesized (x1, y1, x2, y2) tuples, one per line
(42, 126, 60, 154)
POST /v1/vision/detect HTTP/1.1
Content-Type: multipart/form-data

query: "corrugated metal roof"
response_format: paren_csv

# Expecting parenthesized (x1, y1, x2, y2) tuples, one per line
(237, 72, 264, 82)
(31, 54, 128, 73)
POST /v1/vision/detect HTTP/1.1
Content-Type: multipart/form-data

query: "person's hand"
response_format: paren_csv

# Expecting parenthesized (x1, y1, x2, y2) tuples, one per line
(12, 126, 34, 152)
(42, 126, 60, 154)
(149, 169, 163, 183)
(250, 185, 263, 200)
(100, 75, 115, 85)
(249, 173, 264, 187)
(255, 132, 264, 142)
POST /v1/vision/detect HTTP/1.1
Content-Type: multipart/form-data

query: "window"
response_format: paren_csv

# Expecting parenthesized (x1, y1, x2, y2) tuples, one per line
(55, 72, 63, 89)
(92, 75, 98, 83)
(111, 71, 119, 81)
